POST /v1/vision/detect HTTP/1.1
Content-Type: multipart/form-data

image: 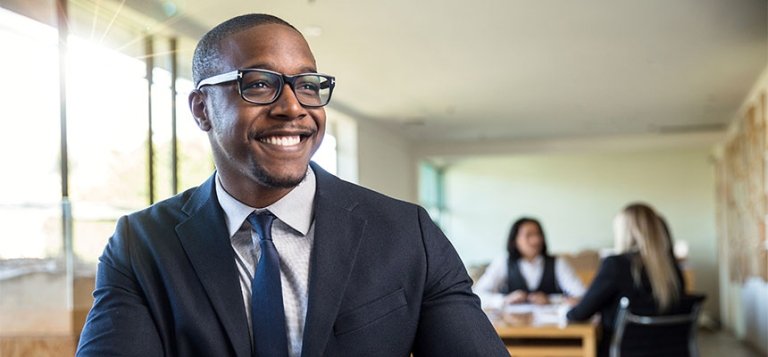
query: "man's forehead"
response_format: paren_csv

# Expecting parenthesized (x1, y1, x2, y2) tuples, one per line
(216, 24, 315, 68)
(223, 24, 308, 52)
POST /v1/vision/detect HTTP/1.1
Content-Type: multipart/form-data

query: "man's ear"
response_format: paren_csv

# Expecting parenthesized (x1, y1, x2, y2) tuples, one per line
(189, 89, 212, 131)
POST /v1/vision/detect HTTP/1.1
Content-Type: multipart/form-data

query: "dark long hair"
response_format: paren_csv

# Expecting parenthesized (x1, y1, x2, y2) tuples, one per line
(506, 217, 549, 261)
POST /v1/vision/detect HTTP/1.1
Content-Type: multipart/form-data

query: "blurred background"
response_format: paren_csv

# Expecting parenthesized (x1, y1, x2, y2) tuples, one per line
(0, 0, 766, 355)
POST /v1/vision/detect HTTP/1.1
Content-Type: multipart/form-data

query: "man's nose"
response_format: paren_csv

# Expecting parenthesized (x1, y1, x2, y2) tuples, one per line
(269, 84, 306, 119)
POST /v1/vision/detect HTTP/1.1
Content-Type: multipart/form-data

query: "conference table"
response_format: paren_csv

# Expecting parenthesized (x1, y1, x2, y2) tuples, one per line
(488, 304, 598, 357)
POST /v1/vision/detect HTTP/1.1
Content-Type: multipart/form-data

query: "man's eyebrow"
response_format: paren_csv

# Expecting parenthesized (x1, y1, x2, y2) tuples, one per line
(240, 63, 318, 74)
(238, 62, 271, 71)
(299, 67, 320, 74)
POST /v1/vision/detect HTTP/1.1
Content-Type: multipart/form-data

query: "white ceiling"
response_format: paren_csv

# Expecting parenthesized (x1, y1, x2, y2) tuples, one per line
(126, 0, 766, 144)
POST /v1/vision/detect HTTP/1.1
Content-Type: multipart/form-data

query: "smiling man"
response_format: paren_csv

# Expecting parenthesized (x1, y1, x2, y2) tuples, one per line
(76, 14, 507, 357)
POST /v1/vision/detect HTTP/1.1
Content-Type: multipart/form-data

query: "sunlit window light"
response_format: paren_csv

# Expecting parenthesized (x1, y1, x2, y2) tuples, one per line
(0, 7, 340, 260)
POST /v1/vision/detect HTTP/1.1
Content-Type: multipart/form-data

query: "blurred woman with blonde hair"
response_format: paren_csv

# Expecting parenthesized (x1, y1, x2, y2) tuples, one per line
(567, 203, 685, 357)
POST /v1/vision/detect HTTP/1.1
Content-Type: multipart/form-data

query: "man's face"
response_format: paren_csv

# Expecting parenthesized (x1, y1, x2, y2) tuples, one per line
(195, 24, 326, 197)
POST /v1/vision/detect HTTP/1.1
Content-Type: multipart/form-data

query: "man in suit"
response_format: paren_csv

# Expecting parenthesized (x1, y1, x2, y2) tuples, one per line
(76, 13, 507, 357)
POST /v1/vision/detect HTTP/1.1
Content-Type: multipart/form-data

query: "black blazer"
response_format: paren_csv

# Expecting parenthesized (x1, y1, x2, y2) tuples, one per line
(566, 253, 685, 357)
(76, 163, 507, 356)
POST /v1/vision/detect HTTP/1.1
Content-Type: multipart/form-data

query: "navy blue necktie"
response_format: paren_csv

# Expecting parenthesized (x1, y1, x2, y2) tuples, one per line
(247, 211, 289, 357)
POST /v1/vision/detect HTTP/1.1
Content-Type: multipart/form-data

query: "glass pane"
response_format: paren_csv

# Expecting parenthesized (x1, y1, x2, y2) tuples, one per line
(64, 23, 155, 346)
(0, 6, 68, 338)
(67, 34, 149, 264)
(153, 66, 175, 201)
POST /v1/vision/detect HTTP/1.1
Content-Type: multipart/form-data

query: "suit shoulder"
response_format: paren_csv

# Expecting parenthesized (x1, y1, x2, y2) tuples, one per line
(603, 253, 632, 265)
(597, 254, 634, 279)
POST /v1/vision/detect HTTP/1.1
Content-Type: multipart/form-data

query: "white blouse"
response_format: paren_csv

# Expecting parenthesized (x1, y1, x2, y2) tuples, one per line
(473, 254, 586, 309)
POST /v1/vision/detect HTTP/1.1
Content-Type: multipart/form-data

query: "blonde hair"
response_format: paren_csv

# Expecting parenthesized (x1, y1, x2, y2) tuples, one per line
(613, 203, 680, 311)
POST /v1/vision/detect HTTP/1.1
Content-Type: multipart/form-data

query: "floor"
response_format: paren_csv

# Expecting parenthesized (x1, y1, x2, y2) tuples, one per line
(700, 329, 764, 357)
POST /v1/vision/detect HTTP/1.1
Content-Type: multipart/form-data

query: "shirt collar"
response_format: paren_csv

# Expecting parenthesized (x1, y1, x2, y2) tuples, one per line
(519, 255, 544, 266)
(215, 167, 316, 238)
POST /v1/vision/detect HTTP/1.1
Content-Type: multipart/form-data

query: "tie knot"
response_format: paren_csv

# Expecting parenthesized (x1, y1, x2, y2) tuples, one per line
(247, 211, 275, 241)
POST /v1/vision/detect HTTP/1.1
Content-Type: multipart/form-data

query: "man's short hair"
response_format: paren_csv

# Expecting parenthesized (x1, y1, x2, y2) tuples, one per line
(192, 14, 299, 86)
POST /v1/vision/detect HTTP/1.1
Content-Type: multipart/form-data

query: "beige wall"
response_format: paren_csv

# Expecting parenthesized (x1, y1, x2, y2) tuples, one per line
(438, 148, 719, 317)
(355, 120, 416, 203)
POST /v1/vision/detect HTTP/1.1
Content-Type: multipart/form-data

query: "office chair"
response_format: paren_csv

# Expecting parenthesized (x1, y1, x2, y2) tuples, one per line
(609, 294, 706, 357)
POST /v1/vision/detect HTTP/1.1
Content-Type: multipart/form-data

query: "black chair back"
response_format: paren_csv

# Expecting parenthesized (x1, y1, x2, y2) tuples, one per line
(609, 293, 706, 357)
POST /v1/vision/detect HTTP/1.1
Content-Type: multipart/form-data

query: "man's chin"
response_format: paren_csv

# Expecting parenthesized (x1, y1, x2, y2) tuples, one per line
(254, 167, 307, 189)
(263, 176, 304, 189)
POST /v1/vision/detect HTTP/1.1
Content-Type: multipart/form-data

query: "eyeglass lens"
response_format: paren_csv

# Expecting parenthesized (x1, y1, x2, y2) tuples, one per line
(241, 70, 332, 106)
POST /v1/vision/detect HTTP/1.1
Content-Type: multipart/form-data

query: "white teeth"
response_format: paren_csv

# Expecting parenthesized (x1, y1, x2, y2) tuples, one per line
(260, 135, 301, 146)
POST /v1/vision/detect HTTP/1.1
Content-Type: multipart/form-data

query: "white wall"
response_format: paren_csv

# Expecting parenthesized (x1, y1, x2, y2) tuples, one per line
(440, 147, 718, 316)
(355, 120, 416, 203)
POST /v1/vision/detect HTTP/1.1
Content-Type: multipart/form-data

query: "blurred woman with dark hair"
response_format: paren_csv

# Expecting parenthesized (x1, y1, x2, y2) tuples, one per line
(475, 217, 585, 309)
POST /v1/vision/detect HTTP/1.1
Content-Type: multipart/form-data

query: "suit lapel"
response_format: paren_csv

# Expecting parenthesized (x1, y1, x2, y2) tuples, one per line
(175, 175, 251, 357)
(301, 165, 367, 357)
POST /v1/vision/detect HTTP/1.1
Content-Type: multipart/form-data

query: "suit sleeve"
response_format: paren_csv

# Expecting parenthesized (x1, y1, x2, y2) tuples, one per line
(412, 207, 508, 356)
(566, 256, 620, 321)
(76, 216, 163, 357)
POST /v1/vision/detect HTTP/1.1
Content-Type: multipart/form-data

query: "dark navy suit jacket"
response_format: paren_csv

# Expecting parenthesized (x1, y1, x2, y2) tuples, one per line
(76, 163, 507, 356)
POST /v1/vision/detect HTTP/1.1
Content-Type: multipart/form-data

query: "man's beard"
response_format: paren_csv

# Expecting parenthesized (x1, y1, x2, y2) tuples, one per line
(251, 163, 306, 189)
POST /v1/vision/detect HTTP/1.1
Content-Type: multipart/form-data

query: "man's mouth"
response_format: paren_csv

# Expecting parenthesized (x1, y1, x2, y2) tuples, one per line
(258, 135, 304, 146)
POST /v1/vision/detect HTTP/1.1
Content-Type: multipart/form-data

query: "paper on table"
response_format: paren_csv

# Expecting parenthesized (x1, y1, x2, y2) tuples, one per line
(533, 304, 570, 327)
(503, 304, 536, 314)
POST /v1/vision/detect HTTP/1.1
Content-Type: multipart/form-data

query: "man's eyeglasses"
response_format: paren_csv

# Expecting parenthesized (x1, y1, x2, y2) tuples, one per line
(196, 68, 335, 107)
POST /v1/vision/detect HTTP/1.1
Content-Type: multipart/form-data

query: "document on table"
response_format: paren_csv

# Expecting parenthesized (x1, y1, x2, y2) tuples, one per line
(503, 304, 569, 326)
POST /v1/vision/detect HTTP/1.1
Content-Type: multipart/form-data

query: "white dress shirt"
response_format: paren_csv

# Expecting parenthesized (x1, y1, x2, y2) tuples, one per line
(216, 168, 316, 357)
(473, 254, 586, 310)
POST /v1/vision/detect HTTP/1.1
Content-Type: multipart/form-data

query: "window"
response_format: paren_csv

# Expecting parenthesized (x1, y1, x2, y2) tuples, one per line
(0, 6, 61, 261)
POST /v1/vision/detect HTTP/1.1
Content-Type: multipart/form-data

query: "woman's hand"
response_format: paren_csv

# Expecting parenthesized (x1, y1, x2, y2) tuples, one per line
(505, 290, 528, 304)
(563, 296, 580, 306)
(527, 292, 550, 305)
